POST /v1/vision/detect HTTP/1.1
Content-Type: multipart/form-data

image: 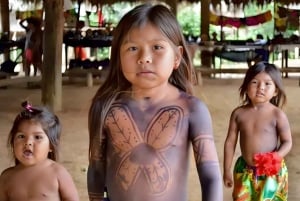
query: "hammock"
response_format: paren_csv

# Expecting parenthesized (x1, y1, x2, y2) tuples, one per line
(213, 49, 256, 62)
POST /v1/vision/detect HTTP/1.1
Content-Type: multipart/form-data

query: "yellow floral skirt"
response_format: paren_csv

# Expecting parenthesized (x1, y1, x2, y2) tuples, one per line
(232, 156, 288, 201)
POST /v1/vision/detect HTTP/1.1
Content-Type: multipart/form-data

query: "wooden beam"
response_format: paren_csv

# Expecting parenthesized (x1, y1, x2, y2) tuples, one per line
(0, 0, 10, 61)
(42, 0, 64, 112)
(195, 67, 300, 75)
(194, 66, 300, 86)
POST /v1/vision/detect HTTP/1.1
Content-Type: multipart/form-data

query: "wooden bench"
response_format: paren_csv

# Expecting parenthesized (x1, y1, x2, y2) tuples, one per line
(63, 68, 107, 87)
(194, 66, 300, 86)
(194, 67, 248, 86)
(0, 71, 12, 80)
(0, 75, 41, 88)
(195, 67, 247, 75)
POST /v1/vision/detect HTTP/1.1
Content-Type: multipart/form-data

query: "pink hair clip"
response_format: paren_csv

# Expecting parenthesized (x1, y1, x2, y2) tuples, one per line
(25, 104, 33, 112)
(22, 101, 33, 112)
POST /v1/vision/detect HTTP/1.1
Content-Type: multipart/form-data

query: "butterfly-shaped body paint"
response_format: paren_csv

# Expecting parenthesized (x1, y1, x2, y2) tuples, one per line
(105, 104, 183, 194)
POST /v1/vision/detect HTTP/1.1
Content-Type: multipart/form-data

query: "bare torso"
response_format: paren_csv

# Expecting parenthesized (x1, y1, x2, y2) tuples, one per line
(0, 159, 79, 201)
(235, 103, 280, 165)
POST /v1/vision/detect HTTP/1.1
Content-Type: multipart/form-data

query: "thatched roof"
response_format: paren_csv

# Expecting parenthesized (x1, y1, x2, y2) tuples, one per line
(211, 0, 300, 7)
(96, 0, 300, 6)
(20, 0, 300, 6)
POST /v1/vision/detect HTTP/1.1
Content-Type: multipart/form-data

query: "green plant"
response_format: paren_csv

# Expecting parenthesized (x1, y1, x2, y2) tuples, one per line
(177, 3, 200, 37)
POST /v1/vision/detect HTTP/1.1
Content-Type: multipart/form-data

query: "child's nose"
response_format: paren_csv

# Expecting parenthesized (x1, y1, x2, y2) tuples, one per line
(137, 50, 152, 64)
(24, 138, 33, 146)
(258, 83, 265, 90)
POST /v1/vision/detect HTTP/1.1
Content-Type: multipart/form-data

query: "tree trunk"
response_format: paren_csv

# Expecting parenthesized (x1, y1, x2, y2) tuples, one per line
(42, 0, 64, 111)
(0, 0, 10, 61)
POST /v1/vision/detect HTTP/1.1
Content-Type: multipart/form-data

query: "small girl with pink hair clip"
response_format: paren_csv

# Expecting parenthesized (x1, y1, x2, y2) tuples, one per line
(0, 101, 79, 201)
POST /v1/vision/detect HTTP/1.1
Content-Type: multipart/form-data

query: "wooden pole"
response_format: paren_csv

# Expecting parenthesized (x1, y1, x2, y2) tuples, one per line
(42, 0, 64, 111)
(0, 0, 10, 61)
(201, 0, 210, 38)
(200, 0, 212, 69)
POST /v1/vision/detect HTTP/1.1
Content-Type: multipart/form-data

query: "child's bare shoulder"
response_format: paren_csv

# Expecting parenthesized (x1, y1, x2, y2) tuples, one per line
(48, 161, 73, 179)
(47, 160, 69, 173)
(272, 106, 288, 120)
(232, 105, 249, 114)
(272, 105, 286, 114)
(229, 105, 251, 121)
(0, 166, 15, 180)
(0, 166, 20, 189)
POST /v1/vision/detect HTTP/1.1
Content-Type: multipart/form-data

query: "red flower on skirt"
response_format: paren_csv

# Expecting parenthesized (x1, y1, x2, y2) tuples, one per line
(253, 152, 282, 176)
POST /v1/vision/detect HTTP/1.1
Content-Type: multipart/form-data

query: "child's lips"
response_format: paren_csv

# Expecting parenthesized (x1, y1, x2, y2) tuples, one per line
(137, 70, 154, 76)
(256, 92, 264, 97)
(23, 149, 33, 157)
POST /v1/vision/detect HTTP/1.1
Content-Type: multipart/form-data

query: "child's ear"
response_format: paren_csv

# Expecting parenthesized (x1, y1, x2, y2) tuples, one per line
(174, 46, 183, 69)
(273, 88, 278, 97)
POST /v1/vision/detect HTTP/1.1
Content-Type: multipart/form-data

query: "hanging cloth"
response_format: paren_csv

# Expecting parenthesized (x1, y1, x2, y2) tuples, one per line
(210, 10, 272, 28)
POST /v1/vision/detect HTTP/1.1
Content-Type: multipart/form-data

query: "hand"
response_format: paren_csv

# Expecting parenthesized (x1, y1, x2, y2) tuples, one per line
(223, 172, 233, 188)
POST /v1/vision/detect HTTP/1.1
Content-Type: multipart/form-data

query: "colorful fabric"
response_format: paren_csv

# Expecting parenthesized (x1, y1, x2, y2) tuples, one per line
(233, 156, 288, 201)
(15, 10, 43, 20)
(275, 6, 300, 31)
(210, 10, 272, 28)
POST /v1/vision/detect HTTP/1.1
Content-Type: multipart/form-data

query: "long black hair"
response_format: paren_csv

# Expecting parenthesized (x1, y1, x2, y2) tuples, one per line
(88, 3, 195, 162)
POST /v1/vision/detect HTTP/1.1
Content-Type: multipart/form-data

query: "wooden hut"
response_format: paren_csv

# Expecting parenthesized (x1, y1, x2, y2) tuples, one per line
(1, 0, 299, 111)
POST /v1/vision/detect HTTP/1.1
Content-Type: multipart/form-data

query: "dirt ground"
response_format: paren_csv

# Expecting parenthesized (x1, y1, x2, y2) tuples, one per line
(0, 77, 300, 201)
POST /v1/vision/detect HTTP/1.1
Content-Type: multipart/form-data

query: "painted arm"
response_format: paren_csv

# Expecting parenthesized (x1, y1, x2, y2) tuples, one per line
(87, 134, 106, 201)
(193, 135, 223, 201)
(190, 99, 222, 201)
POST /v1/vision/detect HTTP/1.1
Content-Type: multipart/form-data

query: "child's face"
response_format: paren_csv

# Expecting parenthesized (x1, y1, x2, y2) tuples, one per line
(13, 120, 51, 166)
(120, 22, 182, 90)
(246, 72, 277, 105)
